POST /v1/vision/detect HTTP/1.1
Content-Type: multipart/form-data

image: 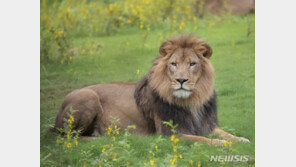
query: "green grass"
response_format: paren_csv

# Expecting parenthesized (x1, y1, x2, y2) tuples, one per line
(40, 14, 255, 166)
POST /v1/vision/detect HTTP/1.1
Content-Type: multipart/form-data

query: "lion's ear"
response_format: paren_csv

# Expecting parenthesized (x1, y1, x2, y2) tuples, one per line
(194, 42, 213, 59)
(159, 41, 176, 57)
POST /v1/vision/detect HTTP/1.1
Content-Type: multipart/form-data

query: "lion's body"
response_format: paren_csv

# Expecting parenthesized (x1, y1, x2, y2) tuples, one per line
(54, 79, 218, 136)
(53, 35, 249, 145)
(54, 83, 153, 136)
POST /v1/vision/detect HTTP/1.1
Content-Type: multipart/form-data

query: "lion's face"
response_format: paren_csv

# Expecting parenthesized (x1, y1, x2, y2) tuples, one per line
(167, 48, 202, 98)
(149, 35, 215, 107)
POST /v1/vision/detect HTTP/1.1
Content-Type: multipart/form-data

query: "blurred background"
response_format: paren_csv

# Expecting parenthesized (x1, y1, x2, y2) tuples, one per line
(40, 0, 254, 64)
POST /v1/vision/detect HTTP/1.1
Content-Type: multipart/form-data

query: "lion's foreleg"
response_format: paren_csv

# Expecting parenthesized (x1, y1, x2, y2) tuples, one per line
(181, 134, 226, 146)
(211, 128, 250, 142)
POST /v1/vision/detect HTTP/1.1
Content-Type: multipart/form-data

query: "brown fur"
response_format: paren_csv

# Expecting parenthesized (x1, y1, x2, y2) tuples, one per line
(52, 35, 249, 145)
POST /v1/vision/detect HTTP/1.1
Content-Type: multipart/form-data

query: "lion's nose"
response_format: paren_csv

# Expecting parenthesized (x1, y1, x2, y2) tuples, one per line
(176, 78, 188, 84)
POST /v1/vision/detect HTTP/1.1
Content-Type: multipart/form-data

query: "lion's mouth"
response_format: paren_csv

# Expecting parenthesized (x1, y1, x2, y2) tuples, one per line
(173, 89, 192, 99)
(177, 87, 188, 91)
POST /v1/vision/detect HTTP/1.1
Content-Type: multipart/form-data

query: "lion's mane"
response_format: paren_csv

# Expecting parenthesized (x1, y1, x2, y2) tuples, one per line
(134, 35, 218, 135)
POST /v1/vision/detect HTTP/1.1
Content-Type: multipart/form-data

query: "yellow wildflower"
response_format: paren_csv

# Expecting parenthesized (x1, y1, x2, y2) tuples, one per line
(229, 141, 232, 148)
(137, 69, 140, 75)
(116, 130, 119, 135)
(70, 115, 74, 121)
(171, 135, 175, 141)
(110, 144, 113, 148)
(113, 153, 117, 159)
(68, 119, 72, 124)
(127, 19, 132, 23)
(67, 130, 71, 139)
(109, 4, 115, 12)
(114, 125, 118, 129)
(67, 142, 72, 148)
(179, 154, 183, 159)
(155, 145, 158, 151)
(102, 147, 106, 152)
(173, 144, 177, 152)
(107, 127, 112, 135)
(189, 159, 193, 165)
(198, 164, 201, 167)
(74, 138, 78, 146)
(224, 141, 228, 147)
(174, 138, 179, 144)
(170, 156, 177, 165)
(145, 0, 152, 5)
(112, 136, 116, 141)
(150, 159, 154, 165)
(56, 139, 60, 144)
(81, 49, 85, 55)
(144, 162, 147, 166)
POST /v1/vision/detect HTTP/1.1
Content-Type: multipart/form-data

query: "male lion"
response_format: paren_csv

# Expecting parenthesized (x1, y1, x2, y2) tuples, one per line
(53, 35, 249, 145)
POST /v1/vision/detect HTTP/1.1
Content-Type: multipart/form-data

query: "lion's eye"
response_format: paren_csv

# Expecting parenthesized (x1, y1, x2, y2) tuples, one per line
(190, 62, 196, 66)
(171, 62, 177, 66)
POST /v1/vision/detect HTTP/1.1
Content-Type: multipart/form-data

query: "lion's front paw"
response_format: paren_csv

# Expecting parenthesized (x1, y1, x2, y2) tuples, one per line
(238, 137, 250, 143)
(210, 139, 226, 146)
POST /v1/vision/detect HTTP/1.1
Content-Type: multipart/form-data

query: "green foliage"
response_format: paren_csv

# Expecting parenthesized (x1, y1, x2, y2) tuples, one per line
(162, 120, 178, 134)
(55, 108, 80, 149)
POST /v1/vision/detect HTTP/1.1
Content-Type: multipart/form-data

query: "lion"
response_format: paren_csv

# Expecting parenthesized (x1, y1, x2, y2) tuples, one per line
(52, 34, 249, 146)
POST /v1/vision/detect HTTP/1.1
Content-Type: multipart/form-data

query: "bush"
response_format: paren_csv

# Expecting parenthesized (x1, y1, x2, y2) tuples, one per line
(40, 0, 199, 62)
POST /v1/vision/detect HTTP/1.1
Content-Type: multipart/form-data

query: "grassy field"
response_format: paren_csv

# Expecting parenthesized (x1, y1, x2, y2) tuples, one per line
(40, 12, 255, 166)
